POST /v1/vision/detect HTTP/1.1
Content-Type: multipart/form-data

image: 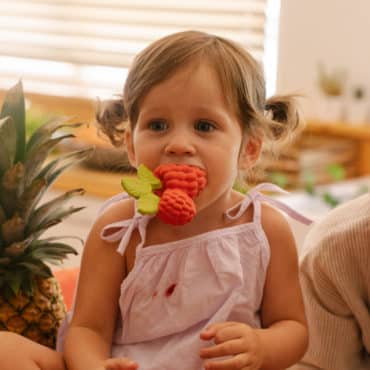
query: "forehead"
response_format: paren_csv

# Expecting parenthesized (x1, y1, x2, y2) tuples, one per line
(136, 61, 244, 136)
(141, 60, 232, 110)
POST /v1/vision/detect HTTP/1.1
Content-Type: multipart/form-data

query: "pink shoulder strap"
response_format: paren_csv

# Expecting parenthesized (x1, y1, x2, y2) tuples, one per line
(225, 183, 312, 225)
(98, 192, 130, 215)
(98, 193, 153, 255)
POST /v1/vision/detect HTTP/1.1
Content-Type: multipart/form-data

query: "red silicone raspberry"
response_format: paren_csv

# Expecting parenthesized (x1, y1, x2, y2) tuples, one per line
(157, 188, 196, 225)
(154, 164, 207, 198)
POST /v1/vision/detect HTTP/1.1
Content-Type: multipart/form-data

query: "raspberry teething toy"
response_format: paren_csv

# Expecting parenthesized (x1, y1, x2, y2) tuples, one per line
(154, 164, 207, 198)
(156, 188, 196, 225)
(121, 164, 207, 225)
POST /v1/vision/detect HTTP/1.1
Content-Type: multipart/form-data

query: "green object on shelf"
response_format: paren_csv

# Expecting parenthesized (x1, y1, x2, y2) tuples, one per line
(269, 171, 289, 189)
(326, 163, 345, 182)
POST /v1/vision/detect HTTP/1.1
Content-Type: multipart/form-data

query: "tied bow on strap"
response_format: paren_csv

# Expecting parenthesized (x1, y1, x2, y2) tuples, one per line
(225, 183, 312, 225)
(100, 213, 152, 255)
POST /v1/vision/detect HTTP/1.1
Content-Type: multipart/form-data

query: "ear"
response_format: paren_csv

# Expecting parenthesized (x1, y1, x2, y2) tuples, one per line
(124, 128, 136, 167)
(238, 136, 262, 170)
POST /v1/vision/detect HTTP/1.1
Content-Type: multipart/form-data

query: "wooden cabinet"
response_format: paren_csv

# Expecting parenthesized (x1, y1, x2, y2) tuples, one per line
(264, 120, 370, 188)
(305, 121, 370, 176)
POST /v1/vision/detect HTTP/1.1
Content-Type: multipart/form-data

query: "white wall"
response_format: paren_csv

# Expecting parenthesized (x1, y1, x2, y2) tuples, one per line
(277, 0, 370, 118)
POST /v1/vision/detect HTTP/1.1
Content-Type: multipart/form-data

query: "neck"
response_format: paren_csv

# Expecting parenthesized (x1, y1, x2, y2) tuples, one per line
(172, 189, 244, 237)
(145, 189, 245, 246)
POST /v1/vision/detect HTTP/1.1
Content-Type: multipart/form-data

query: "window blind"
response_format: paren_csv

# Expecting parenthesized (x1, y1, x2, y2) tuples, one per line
(0, 0, 274, 99)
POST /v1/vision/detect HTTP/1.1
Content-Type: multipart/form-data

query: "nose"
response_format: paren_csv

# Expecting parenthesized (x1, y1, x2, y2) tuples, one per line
(164, 133, 196, 156)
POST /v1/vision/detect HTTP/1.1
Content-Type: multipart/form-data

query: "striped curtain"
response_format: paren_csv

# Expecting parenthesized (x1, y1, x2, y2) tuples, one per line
(0, 0, 271, 98)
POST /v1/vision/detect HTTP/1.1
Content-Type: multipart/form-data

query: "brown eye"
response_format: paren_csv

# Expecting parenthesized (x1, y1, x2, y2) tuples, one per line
(149, 120, 167, 131)
(194, 120, 215, 132)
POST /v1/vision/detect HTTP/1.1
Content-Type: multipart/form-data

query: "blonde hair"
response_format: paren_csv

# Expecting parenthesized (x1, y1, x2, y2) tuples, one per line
(97, 30, 303, 150)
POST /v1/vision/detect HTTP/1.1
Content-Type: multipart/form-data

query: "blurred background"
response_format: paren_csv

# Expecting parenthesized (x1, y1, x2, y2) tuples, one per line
(1, 0, 369, 263)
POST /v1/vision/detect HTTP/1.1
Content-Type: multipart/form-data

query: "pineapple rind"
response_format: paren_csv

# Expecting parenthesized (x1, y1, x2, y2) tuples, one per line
(0, 277, 66, 348)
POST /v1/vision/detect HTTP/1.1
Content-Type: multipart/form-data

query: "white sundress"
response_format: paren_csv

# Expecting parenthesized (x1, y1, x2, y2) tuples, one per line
(57, 183, 311, 370)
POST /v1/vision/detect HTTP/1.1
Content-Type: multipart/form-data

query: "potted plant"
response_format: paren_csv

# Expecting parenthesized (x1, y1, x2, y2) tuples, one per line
(317, 63, 346, 122)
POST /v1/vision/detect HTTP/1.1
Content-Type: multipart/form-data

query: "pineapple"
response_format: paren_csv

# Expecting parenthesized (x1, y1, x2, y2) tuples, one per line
(0, 81, 91, 348)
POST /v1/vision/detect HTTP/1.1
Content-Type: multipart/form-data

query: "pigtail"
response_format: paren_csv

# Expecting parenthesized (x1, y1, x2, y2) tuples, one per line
(95, 97, 127, 147)
(264, 94, 304, 144)
(241, 95, 305, 185)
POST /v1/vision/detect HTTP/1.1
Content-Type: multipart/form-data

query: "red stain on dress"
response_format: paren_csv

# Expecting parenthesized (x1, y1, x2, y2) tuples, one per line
(165, 283, 177, 297)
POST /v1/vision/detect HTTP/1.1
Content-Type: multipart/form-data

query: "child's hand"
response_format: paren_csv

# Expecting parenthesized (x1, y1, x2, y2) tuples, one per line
(97, 357, 139, 370)
(199, 322, 264, 370)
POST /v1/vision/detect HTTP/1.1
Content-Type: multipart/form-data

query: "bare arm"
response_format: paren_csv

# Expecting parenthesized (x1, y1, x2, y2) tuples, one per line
(0, 332, 65, 370)
(257, 205, 308, 369)
(63, 200, 137, 370)
(199, 205, 308, 370)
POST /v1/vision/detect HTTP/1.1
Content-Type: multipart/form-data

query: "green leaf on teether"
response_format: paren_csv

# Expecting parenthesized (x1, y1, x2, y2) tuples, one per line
(121, 177, 152, 198)
(121, 165, 162, 215)
(137, 164, 162, 190)
(137, 193, 160, 215)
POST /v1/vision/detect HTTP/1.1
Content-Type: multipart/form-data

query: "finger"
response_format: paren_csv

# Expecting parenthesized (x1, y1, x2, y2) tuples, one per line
(200, 338, 245, 359)
(106, 363, 138, 370)
(202, 323, 252, 346)
(200, 322, 240, 340)
(204, 353, 252, 370)
(104, 358, 138, 370)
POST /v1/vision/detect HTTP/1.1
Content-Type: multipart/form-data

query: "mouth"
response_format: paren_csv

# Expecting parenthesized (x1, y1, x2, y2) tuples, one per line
(158, 162, 205, 171)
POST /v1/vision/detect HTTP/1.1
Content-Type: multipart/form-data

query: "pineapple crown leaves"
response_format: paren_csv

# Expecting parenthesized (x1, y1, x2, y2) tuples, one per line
(24, 119, 89, 187)
(26, 115, 81, 154)
(16, 148, 92, 225)
(24, 133, 74, 187)
(27, 188, 85, 235)
(26, 237, 79, 266)
(0, 81, 25, 165)
(1, 260, 53, 297)
(0, 82, 92, 203)
(0, 81, 90, 295)
(0, 116, 17, 176)
(121, 164, 162, 215)
(1, 236, 81, 296)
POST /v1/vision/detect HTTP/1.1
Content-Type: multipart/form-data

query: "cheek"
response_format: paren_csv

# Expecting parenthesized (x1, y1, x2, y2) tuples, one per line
(131, 137, 159, 167)
(208, 148, 239, 183)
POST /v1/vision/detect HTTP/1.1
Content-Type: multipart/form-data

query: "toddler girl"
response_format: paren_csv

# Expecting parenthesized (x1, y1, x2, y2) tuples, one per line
(59, 30, 311, 370)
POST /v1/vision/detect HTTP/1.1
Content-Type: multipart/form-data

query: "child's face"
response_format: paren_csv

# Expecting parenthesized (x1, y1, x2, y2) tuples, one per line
(125, 61, 259, 212)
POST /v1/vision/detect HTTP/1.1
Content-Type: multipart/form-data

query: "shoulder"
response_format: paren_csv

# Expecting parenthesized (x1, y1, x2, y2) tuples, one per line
(260, 203, 295, 247)
(82, 197, 136, 253)
(259, 203, 298, 263)
(92, 197, 136, 234)
(260, 202, 292, 234)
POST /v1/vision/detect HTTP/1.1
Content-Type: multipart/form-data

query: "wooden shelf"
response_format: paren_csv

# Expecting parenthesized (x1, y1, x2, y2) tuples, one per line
(0, 90, 95, 123)
(52, 165, 126, 198)
(306, 120, 370, 139)
(306, 121, 370, 175)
